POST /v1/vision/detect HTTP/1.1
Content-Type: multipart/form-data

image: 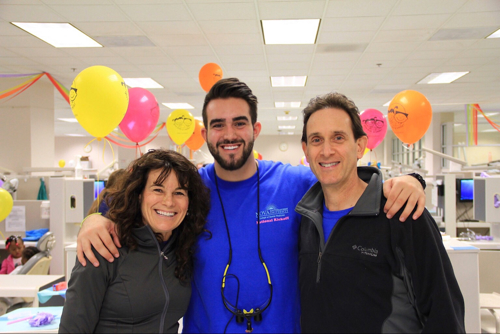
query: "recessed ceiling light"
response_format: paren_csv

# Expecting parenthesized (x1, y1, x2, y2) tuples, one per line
(271, 76, 307, 87)
(417, 72, 469, 84)
(275, 102, 301, 108)
(277, 116, 298, 121)
(279, 131, 295, 135)
(58, 118, 79, 123)
(124, 78, 163, 89)
(383, 100, 392, 107)
(262, 19, 320, 45)
(66, 134, 85, 137)
(162, 103, 194, 109)
(485, 112, 499, 117)
(483, 129, 498, 132)
(454, 123, 463, 126)
(278, 125, 296, 130)
(11, 22, 101, 48)
(486, 28, 500, 39)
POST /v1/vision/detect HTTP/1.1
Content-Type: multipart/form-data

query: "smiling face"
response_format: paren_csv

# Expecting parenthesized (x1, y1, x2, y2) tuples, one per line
(202, 97, 261, 171)
(302, 108, 367, 190)
(140, 169, 189, 241)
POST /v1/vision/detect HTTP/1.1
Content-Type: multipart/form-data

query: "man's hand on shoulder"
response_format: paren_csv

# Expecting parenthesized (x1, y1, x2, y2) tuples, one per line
(77, 214, 121, 267)
(383, 175, 426, 222)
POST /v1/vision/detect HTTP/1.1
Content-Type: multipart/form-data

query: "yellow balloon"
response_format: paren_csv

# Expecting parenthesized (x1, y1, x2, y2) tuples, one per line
(166, 109, 195, 145)
(364, 148, 370, 156)
(253, 150, 259, 159)
(70, 66, 129, 138)
(58, 159, 66, 168)
(0, 188, 13, 221)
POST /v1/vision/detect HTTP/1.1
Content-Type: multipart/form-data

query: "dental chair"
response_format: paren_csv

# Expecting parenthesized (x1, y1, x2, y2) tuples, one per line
(17, 231, 55, 275)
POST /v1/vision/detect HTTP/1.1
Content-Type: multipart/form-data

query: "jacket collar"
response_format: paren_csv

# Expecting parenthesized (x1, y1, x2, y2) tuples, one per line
(296, 166, 382, 217)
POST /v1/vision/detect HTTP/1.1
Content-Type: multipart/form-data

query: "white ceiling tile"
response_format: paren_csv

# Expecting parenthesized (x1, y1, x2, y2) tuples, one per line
(214, 45, 264, 55)
(381, 14, 451, 31)
(407, 49, 459, 60)
(225, 62, 268, 71)
(50, 5, 129, 22)
(265, 44, 315, 54)
(119, 4, 192, 21)
(444, 56, 497, 67)
(366, 41, 421, 53)
(397, 57, 447, 67)
(228, 70, 269, 78)
(206, 33, 262, 45)
(393, 0, 467, 15)
(0, 5, 64, 22)
(74, 22, 144, 36)
(321, 17, 385, 32)
(459, 0, 500, 13)
(268, 61, 310, 71)
(458, 48, 500, 58)
(170, 54, 219, 64)
(7, 47, 71, 58)
(258, 1, 325, 19)
(118, 56, 172, 65)
(306, 75, 346, 86)
(325, 0, 397, 18)
(0, 22, 29, 36)
(136, 62, 185, 72)
(419, 39, 477, 51)
(374, 29, 435, 42)
(136, 21, 201, 35)
(471, 38, 500, 49)
(188, 3, 257, 20)
(114, 0, 182, 4)
(0, 35, 51, 48)
(318, 31, 376, 44)
(313, 52, 361, 62)
(0, 47, 20, 57)
(309, 63, 354, 75)
(149, 34, 208, 46)
(0, 56, 48, 66)
(62, 47, 120, 57)
(444, 11, 500, 28)
(266, 53, 312, 62)
(198, 20, 259, 34)
(163, 45, 213, 56)
(360, 51, 411, 62)
(268, 68, 307, 76)
(219, 54, 266, 63)
(112, 47, 165, 57)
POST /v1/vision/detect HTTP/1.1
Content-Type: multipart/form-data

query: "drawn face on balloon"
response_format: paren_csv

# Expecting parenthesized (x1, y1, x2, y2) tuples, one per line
(388, 103, 408, 129)
(173, 116, 193, 130)
(362, 116, 385, 133)
(70, 87, 78, 109)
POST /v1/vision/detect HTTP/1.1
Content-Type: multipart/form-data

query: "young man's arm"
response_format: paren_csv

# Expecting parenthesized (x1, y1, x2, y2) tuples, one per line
(77, 173, 426, 267)
(77, 215, 120, 267)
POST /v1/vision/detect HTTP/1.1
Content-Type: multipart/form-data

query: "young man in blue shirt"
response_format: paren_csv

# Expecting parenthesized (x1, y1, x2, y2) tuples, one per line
(76, 78, 426, 333)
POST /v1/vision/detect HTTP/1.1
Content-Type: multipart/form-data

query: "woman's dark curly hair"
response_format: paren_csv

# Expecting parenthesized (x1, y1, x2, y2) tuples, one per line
(106, 149, 210, 283)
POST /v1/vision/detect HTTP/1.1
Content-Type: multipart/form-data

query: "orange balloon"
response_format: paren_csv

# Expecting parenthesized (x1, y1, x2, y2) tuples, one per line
(388, 90, 432, 145)
(199, 63, 223, 92)
(185, 120, 205, 151)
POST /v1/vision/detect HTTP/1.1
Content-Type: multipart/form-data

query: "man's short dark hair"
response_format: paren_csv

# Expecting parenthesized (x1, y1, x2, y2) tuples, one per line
(202, 78, 258, 128)
(301, 92, 366, 143)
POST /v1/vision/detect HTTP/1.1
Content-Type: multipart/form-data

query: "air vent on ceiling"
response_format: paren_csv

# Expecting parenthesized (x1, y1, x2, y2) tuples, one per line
(94, 36, 155, 47)
(316, 43, 368, 53)
(430, 27, 497, 41)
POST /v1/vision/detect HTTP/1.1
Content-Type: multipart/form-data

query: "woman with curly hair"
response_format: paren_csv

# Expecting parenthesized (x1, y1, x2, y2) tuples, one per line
(60, 149, 210, 333)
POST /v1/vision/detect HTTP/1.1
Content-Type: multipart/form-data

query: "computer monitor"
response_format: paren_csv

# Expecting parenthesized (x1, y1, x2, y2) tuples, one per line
(458, 179, 474, 202)
(94, 180, 106, 199)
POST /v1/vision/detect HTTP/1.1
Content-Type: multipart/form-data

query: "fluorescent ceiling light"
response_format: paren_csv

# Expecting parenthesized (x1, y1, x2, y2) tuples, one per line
(277, 116, 298, 121)
(486, 28, 500, 39)
(11, 22, 101, 48)
(483, 129, 498, 132)
(383, 100, 392, 107)
(58, 118, 78, 123)
(124, 78, 163, 89)
(278, 125, 296, 130)
(454, 123, 463, 126)
(162, 103, 194, 109)
(262, 19, 320, 45)
(66, 134, 85, 137)
(275, 102, 301, 108)
(417, 72, 469, 84)
(271, 76, 307, 87)
(485, 112, 499, 117)
(279, 131, 295, 135)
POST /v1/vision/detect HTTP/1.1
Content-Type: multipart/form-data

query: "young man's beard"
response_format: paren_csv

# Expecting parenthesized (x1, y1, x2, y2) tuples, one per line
(207, 139, 255, 171)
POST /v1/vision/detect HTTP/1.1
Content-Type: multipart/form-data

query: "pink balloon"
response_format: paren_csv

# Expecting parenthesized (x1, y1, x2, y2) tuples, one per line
(360, 108, 387, 150)
(119, 88, 160, 143)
